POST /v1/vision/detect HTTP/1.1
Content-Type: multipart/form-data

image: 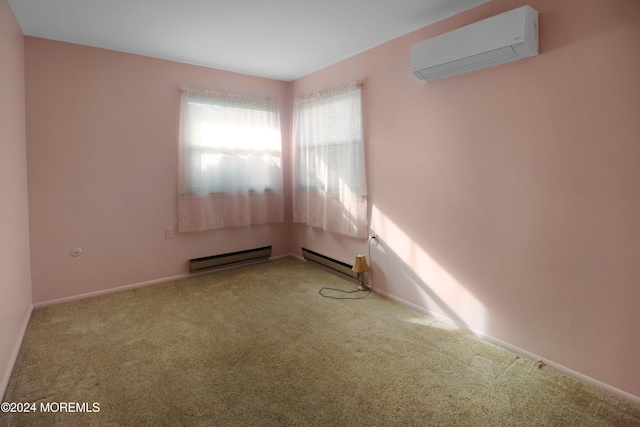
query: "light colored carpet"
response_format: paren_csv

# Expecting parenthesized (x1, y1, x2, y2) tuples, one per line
(2, 258, 639, 426)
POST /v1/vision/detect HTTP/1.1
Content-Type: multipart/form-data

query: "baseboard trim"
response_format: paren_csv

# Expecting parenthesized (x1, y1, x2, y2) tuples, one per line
(29, 256, 638, 406)
(287, 253, 304, 261)
(33, 257, 277, 309)
(1, 304, 32, 400)
(373, 288, 640, 406)
(270, 254, 297, 261)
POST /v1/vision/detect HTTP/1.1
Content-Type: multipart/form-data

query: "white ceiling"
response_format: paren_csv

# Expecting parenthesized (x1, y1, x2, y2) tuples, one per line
(8, 0, 489, 82)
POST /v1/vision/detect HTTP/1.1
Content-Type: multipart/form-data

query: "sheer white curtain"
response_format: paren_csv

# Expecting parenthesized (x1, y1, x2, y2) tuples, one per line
(292, 82, 368, 238)
(178, 89, 284, 232)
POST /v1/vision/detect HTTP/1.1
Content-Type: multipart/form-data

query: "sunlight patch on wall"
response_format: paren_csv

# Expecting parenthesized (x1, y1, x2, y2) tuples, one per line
(371, 205, 486, 330)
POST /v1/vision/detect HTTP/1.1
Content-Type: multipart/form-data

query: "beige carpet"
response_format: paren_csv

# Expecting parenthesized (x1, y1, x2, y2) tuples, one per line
(2, 258, 639, 426)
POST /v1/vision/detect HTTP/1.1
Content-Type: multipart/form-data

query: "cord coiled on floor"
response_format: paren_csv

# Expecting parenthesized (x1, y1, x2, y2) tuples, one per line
(318, 235, 375, 299)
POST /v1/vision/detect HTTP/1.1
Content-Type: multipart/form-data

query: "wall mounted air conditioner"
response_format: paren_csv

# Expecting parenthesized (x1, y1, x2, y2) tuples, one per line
(411, 5, 538, 81)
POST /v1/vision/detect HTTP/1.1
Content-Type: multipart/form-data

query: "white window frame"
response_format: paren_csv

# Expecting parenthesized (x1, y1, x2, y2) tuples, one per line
(180, 89, 282, 195)
(295, 84, 365, 197)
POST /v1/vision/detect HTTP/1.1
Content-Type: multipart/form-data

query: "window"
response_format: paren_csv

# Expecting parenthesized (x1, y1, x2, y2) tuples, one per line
(180, 89, 282, 195)
(292, 82, 368, 238)
(178, 89, 284, 232)
(295, 84, 364, 196)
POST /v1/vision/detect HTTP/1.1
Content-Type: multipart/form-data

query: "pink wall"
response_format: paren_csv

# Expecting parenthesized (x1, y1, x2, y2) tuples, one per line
(292, 0, 640, 401)
(25, 38, 292, 305)
(17, 0, 640, 403)
(0, 0, 32, 397)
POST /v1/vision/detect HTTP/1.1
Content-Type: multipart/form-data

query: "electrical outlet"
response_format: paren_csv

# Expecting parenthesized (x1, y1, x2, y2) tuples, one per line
(165, 227, 174, 239)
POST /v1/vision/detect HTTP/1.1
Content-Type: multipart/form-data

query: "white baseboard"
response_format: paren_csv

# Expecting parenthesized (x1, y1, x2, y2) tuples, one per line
(1, 305, 32, 400)
(373, 288, 640, 406)
(33, 256, 295, 309)
(33, 273, 195, 308)
(284, 253, 304, 261)
(271, 253, 301, 261)
(7, 255, 302, 396)
(28, 256, 639, 406)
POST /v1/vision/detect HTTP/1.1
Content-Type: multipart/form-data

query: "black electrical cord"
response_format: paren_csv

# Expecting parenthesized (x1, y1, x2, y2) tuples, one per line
(318, 235, 375, 299)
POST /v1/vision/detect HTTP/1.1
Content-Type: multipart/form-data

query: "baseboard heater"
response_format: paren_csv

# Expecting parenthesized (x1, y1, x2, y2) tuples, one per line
(301, 248, 357, 279)
(189, 246, 272, 273)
